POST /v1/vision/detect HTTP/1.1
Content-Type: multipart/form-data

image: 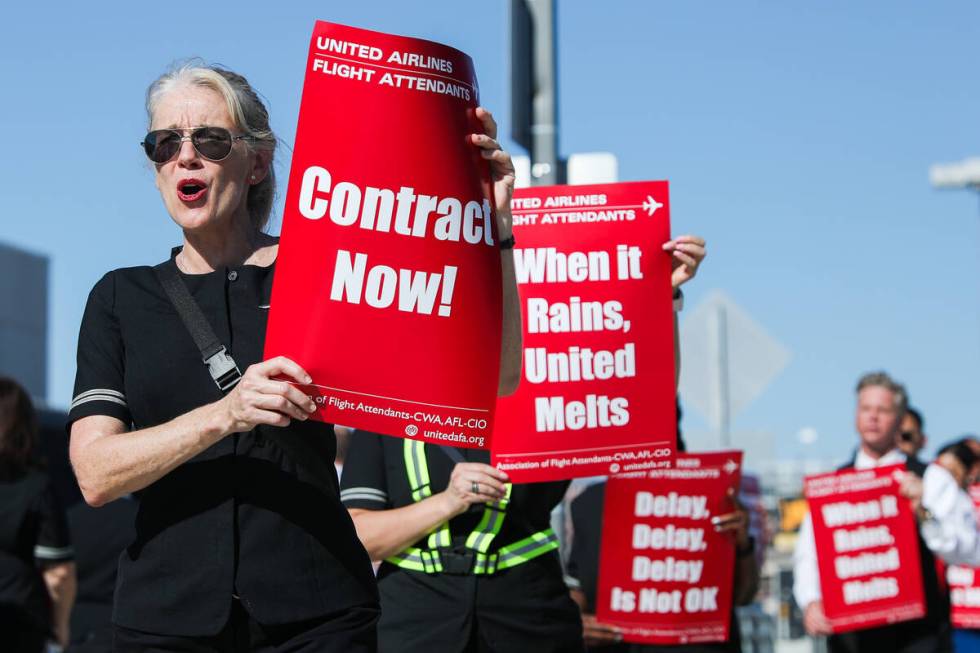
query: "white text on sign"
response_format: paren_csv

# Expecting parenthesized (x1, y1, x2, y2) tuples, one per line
(299, 166, 494, 318)
(820, 493, 904, 605)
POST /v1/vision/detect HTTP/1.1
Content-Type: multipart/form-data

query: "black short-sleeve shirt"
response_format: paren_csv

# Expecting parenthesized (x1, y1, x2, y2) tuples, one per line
(0, 469, 74, 632)
(68, 253, 377, 636)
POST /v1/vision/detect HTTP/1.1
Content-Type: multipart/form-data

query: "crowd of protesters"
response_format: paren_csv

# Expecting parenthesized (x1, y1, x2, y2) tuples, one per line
(6, 363, 980, 653)
(2, 57, 978, 653)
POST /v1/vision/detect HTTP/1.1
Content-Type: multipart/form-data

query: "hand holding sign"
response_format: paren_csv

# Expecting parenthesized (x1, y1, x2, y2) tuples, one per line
(895, 470, 925, 518)
(662, 235, 706, 289)
(471, 108, 516, 238)
(581, 613, 624, 647)
(217, 357, 317, 431)
(711, 487, 750, 549)
(442, 462, 510, 515)
(803, 601, 834, 637)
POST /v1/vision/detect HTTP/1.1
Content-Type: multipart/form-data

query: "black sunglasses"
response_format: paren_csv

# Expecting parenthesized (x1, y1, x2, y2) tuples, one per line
(141, 127, 251, 164)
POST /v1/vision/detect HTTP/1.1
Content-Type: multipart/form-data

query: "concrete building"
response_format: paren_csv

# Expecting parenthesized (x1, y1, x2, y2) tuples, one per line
(0, 241, 48, 402)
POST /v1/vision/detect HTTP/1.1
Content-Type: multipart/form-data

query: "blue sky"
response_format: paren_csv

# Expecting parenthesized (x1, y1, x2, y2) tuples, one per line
(1, 1, 978, 463)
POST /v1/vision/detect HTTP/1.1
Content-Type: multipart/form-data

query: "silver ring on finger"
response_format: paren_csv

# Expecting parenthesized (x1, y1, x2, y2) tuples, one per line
(471, 481, 480, 495)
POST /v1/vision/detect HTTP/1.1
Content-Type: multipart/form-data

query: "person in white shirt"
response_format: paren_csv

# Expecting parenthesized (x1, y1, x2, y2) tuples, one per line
(792, 371, 979, 653)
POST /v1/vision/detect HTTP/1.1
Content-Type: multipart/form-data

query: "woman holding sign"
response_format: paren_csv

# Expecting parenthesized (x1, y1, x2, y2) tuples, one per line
(341, 237, 706, 653)
(67, 61, 521, 652)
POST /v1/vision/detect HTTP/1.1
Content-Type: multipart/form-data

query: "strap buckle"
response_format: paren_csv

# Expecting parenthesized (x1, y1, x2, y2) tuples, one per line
(205, 347, 242, 392)
(436, 547, 476, 575)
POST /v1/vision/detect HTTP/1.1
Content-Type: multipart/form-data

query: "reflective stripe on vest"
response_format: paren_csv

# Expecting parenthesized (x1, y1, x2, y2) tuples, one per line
(466, 483, 512, 553)
(387, 439, 556, 574)
(388, 529, 560, 576)
(402, 440, 451, 549)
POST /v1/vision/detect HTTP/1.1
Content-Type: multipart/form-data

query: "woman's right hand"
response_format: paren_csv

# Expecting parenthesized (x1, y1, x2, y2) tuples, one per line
(441, 462, 510, 517)
(217, 356, 317, 433)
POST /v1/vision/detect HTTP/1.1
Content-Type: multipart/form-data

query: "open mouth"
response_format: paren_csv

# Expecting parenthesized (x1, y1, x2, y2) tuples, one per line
(177, 179, 208, 202)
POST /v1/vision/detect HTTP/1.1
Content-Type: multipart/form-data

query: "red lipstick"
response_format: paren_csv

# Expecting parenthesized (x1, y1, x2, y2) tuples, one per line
(177, 178, 208, 202)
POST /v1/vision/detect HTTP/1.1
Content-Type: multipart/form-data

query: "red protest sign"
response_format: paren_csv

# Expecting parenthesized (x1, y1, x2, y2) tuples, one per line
(264, 21, 502, 448)
(804, 464, 925, 633)
(491, 182, 675, 481)
(948, 483, 980, 628)
(596, 451, 743, 645)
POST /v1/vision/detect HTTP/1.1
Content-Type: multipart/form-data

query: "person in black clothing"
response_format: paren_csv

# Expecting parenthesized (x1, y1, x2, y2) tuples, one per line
(341, 433, 582, 652)
(64, 497, 136, 652)
(898, 407, 927, 464)
(0, 377, 76, 652)
(341, 233, 706, 651)
(336, 124, 555, 648)
(68, 60, 523, 652)
(66, 63, 385, 652)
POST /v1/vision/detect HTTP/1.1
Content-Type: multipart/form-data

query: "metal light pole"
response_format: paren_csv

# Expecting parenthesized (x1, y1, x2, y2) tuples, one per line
(708, 304, 732, 448)
(510, 0, 560, 186)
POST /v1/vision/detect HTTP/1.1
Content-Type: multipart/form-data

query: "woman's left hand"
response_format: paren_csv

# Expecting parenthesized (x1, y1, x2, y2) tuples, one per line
(471, 107, 516, 240)
(712, 487, 751, 549)
(663, 235, 707, 289)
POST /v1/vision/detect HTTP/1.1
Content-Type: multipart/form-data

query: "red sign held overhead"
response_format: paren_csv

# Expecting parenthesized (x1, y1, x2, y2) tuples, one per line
(264, 21, 502, 448)
(491, 181, 676, 482)
(596, 451, 743, 645)
(804, 464, 925, 633)
(947, 483, 980, 628)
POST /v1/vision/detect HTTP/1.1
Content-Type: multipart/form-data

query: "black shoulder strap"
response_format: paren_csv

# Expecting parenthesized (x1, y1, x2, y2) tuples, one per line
(153, 261, 242, 392)
(437, 445, 466, 465)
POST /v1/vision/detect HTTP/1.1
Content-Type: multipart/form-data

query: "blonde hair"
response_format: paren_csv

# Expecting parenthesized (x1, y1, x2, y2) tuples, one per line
(856, 371, 909, 415)
(146, 61, 277, 231)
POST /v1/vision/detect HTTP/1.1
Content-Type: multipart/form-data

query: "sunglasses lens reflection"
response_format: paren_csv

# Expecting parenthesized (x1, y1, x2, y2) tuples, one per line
(192, 127, 233, 160)
(142, 128, 235, 163)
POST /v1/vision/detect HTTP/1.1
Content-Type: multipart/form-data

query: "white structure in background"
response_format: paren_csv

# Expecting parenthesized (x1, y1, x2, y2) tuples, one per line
(679, 291, 791, 451)
(0, 242, 48, 402)
(512, 152, 619, 188)
(930, 158, 980, 190)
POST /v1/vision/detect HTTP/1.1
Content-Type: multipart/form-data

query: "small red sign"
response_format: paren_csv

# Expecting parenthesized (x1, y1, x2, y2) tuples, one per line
(265, 21, 502, 448)
(947, 483, 980, 628)
(804, 464, 925, 633)
(491, 181, 676, 481)
(596, 451, 743, 644)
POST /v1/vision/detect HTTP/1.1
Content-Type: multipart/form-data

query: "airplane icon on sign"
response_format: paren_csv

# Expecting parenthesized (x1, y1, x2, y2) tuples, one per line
(642, 196, 663, 216)
(723, 459, 739, 475)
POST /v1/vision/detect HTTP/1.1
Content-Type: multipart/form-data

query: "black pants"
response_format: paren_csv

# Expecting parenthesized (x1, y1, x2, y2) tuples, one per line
(0, 608, 48, 653)
(377, 557, 583, 653)
(112, 600, 378, 652)
(827, 618, 952, 653)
